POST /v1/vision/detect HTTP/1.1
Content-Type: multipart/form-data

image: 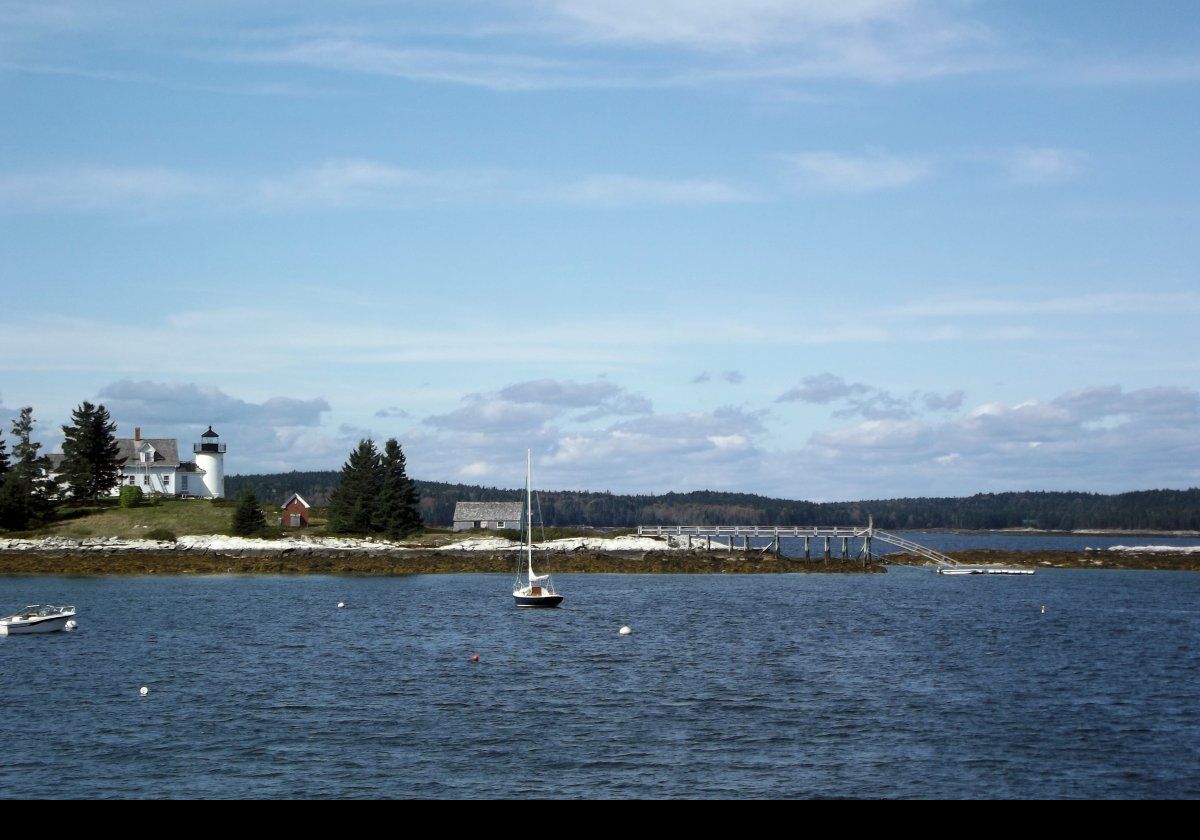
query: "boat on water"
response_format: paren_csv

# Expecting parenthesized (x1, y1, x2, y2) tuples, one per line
(513, 450, 563, 608)
(0, 605, 77, 635)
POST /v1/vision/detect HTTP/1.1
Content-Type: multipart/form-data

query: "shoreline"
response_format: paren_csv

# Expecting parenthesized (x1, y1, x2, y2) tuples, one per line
(0, 547, 1196, 575)
(0, 549, 885, 576)
(887, 549, 1200, 571)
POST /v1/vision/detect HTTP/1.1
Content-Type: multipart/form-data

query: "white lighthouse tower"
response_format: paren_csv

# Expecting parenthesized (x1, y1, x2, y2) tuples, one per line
(193, 425, 226, 499)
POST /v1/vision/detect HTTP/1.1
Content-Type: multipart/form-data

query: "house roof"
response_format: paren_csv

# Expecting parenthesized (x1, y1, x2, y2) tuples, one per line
(452, 501, 524, 522)
(178, 461, 207, 474)
(281, 493, 311, 510)
(48, 440, 182, 469)
(115, 438, 180, 467)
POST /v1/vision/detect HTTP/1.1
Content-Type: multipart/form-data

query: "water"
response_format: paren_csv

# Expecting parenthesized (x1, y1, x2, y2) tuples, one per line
(2, 569, 1197, 799)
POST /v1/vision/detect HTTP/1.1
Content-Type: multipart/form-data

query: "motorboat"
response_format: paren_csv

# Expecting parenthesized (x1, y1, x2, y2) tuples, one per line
(0, 605, 77, 635)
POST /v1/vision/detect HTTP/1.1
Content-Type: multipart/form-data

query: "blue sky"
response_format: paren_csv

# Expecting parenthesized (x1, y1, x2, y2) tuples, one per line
(1, 1, 1198, 499)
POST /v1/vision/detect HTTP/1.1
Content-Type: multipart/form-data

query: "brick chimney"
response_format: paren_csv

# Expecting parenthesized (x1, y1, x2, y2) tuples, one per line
(134, 426, 141, 442)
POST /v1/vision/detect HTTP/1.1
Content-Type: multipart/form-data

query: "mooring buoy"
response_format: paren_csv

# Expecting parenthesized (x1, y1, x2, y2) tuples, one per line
(619, 626, 632, 635)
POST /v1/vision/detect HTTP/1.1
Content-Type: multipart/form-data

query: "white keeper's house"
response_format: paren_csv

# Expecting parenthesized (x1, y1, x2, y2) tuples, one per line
(49, 425, 227, 499)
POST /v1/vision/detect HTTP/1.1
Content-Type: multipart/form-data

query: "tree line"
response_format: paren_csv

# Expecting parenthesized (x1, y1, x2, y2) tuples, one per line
(225, 471, 1200, 531)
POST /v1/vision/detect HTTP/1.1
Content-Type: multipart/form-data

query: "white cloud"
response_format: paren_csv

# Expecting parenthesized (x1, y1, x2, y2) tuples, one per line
(97, 380, 330, 428)
(542, 0, 921, 49)
(780, 150, 932, 192)
(778, 375, 965, 422)
(777, 373, 870, 405)
(0, 160, 752, 214)
(80, 380, 343, 474)
(892, 291, 1200, 319)
(458, 461, 492, 479)
(1004, 146, 1087, 184)
(545, 174, 757, 206)
(205, 0, 999, 89)
(425, 379, 652, 434)
(805, 384, 1200, 493)
(0, 166, 217, 213)
(1061, 54, 1200, 85)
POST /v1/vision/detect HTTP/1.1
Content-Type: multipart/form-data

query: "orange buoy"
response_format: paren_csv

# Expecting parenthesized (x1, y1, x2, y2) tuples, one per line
(472, 654, 479, 662)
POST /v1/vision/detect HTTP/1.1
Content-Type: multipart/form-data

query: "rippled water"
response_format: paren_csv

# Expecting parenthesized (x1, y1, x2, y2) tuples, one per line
(1, 570, 1197, 799)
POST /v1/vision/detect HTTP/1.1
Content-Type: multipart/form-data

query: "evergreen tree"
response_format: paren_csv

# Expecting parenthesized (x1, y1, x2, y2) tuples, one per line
(0, 477, 30, 531)
(60, 401, 122, 500)
(9, 407, 57, 521)
(231, 487, 267, 536)
(378, 438, 422, 539)
(0, 431, 20, 530)
(327, 439, 382, 534)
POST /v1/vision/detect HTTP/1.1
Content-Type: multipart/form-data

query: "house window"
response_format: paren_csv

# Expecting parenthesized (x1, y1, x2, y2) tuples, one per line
(143, 475, 149, 486)
(182, 476, 188, 491)
(163, 474, 171, 487)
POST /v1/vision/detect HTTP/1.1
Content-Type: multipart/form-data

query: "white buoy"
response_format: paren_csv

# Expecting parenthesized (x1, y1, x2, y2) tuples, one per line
(337, 602, 345, 609)
(139, 686, 149, 696)
(1040, 605, 1046, 614)
(619, 625, 632, 635)
(64, 620, 78, 631)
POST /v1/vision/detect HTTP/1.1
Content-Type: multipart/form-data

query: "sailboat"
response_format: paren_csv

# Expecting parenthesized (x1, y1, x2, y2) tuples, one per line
(513, 450, 563, 608)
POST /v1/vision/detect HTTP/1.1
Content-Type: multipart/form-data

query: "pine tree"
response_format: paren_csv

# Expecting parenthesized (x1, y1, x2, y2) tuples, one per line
(0, 477, 30, 531)
(0, 431, 22, 530)
(9, 407, 57, 521)
(231, 487, 267, 536)
(378, 438, 422, 539)
(60, 401, 122, 500)
(327, 439, 382, 535)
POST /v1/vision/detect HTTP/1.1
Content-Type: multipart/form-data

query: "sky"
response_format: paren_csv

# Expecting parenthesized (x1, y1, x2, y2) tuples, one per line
(1, 0, 1198, 499)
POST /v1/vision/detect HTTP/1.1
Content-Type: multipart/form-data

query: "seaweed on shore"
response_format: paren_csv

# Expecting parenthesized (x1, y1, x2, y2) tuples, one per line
(0, 549, 885, 576)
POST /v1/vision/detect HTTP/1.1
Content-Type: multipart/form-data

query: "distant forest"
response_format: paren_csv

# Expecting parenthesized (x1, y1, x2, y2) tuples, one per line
(224, 471, 1200, 531)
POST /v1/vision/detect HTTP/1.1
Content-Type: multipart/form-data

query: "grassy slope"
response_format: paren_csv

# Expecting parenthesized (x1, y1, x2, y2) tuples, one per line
(21, 502, 637, 542)
(38, 499, 239, 539)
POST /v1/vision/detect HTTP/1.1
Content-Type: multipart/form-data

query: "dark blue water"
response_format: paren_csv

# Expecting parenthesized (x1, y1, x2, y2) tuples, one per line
(2, 571, 1197, 799)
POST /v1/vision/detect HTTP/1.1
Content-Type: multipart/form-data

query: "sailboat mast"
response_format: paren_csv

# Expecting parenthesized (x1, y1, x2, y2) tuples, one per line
(526, 448, 534, 579)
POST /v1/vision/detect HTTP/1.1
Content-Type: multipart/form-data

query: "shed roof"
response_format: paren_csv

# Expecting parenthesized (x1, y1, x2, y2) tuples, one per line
(281, 492, 311, 510)
(452, 501, 523, 522)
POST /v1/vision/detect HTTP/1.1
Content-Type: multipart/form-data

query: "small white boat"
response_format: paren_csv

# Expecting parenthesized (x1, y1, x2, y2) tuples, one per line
(936, 567, 1035, 576)
(0, 605, 77, 635)
(513, 450, 563, 609)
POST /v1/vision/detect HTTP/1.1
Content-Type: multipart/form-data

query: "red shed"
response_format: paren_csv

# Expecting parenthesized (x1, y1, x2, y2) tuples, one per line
(281, 493, 310, 528)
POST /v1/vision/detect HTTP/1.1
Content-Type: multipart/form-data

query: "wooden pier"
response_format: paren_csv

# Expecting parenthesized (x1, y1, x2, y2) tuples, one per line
(636, 521, 959, 567)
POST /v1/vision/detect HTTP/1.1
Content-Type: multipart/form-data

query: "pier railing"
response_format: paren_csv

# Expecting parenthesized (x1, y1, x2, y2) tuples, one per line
(636, 524, 959, 566)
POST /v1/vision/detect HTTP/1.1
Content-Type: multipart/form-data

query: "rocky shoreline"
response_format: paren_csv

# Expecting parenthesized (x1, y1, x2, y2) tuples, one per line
(887, 549, 1200, 571)
(1, 537, 1196, 575)
(0, 547, 884, 575)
